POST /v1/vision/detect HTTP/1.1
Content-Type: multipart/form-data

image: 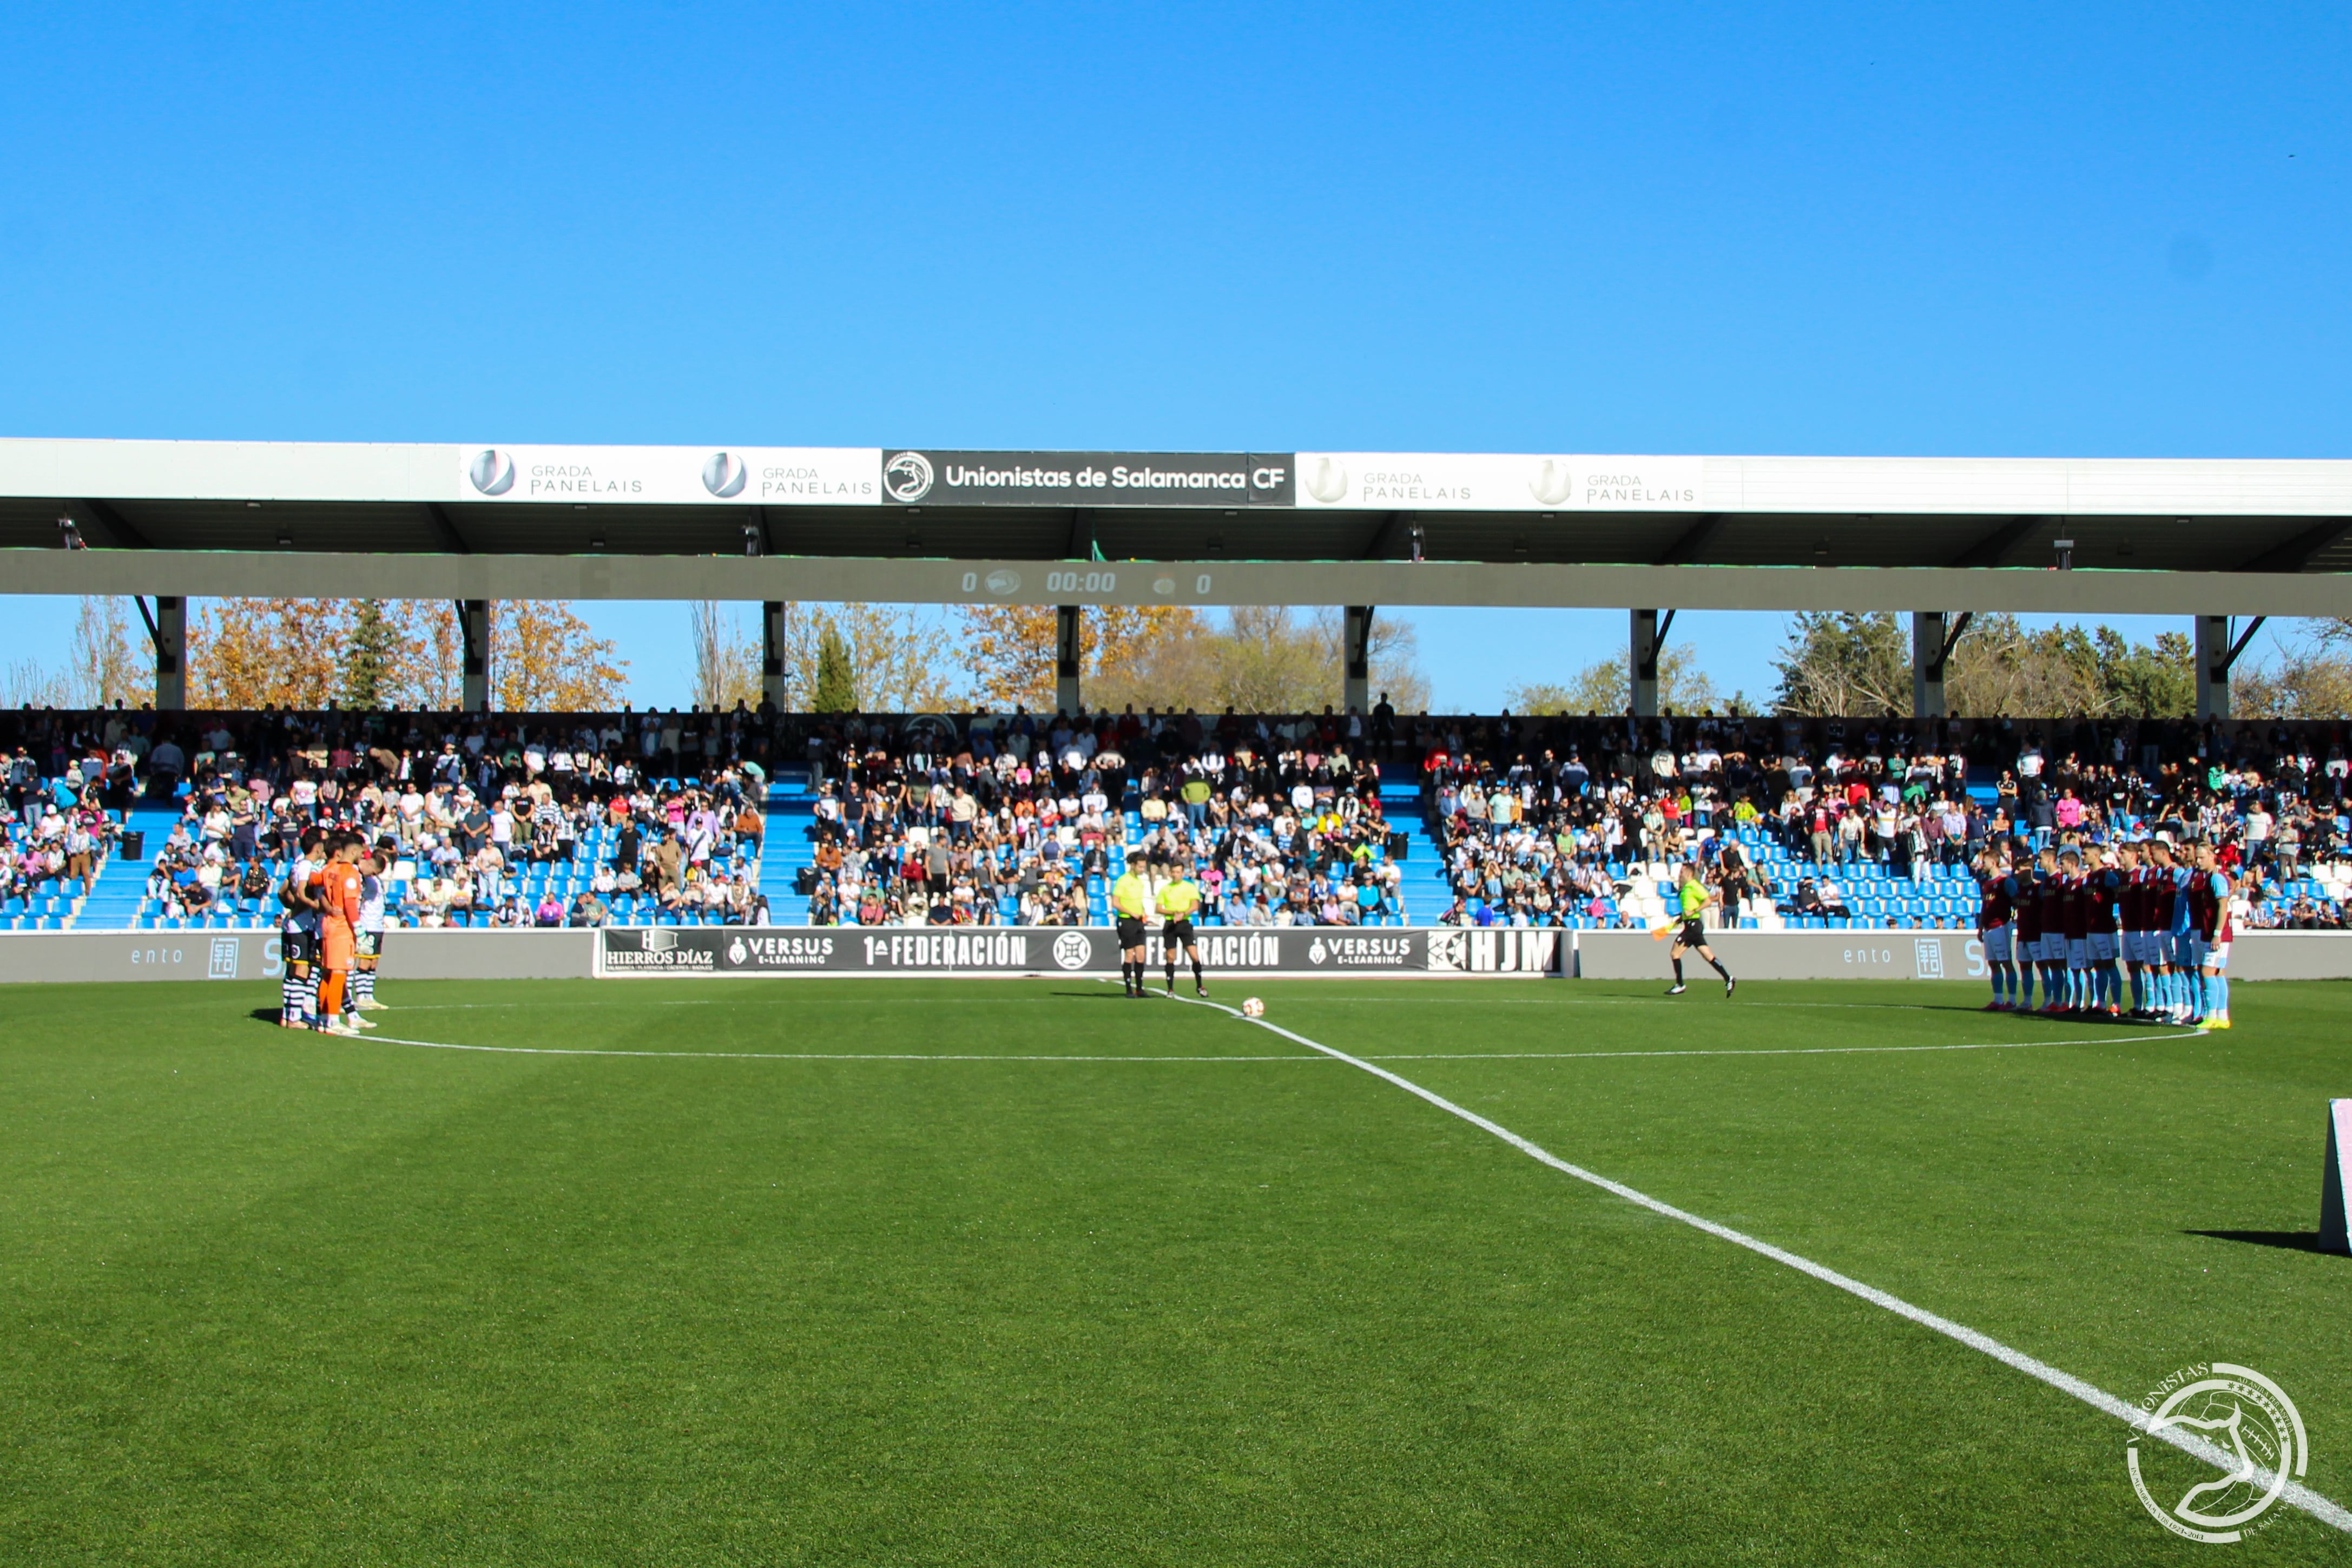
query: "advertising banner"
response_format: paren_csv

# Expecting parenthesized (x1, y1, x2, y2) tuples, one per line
(456, 445, 879, 505)
(1292, 452, 1705, 511)
(595, 925, 1562, 977)
(879, 450, 1294, 508)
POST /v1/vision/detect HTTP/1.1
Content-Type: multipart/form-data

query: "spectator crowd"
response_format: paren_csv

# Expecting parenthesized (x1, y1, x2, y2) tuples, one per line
(4, 702, 2351, 933)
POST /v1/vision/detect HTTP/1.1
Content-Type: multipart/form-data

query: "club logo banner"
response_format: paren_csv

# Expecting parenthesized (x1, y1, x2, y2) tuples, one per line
(880, 451, 1295, 508)
(596, 926, 1561, 977)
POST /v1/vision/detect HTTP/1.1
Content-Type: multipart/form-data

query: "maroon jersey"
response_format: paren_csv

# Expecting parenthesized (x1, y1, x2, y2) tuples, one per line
(2038, 875, 2067, 941)
(2059, 875, 2091, 941)
(2014, 873, 2043, 940)
(1979, 872, 2012, 928)
(2087, 868, 2120, 932)
(2188, 871, 2229, 941)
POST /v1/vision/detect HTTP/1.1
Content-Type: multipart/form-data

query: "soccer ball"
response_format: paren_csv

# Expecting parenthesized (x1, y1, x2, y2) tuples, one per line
(1241, 997, 1266, 1019)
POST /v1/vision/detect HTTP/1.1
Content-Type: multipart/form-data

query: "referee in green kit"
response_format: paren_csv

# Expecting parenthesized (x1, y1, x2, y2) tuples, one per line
(1667, 862, 1736, 998)
(1157, 862, 1205, 997)
(1111, 863, 1152, 998)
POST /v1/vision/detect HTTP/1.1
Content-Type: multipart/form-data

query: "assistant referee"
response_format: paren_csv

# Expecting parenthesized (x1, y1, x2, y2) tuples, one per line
(1111, 864, 1151, 998)
(1157, 863, 1205, 997)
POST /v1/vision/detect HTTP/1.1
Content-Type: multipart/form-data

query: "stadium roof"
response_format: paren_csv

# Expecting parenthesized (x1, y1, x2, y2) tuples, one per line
(4, 438, 2349, 615)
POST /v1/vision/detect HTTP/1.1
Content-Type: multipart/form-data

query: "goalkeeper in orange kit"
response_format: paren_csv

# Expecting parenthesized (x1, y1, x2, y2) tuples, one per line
(315, 833, 372, 1036)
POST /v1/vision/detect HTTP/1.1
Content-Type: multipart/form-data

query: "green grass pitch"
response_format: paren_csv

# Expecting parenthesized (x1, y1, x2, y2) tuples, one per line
(3, 973, 2349, 1564)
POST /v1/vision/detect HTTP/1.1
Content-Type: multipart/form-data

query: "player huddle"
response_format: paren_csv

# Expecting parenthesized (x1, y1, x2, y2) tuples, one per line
(1974, 838, 2235, 1029)
(278, 828, 391, 1035)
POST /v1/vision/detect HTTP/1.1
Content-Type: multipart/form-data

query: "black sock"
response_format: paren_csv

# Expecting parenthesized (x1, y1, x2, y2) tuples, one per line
(1191, 958, 1203, 986)
(1708, 957, 1731, 980)
(1672, 958, 1684, 983)
(1164, 963, 1176, 987)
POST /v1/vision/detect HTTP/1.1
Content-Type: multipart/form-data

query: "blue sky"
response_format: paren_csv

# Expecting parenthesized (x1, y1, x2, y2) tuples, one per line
(3, 2, 2347, 706)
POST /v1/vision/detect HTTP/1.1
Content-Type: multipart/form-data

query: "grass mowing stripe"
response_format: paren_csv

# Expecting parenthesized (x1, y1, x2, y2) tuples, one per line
(1183, 992, 2352, 1537)
(360, 1033, 1323, 1062)
(1361, 1029, 2198, 1059)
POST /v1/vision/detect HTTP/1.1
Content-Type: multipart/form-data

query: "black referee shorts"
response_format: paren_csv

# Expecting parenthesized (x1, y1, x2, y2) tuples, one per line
(1164, 918, 1195, 947)
(1676, 918, 1707, 948)
(1116, 915, 1147, 949)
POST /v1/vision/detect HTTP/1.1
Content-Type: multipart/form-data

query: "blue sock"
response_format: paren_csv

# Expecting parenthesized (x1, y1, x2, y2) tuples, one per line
(2129, 966, 2144, 1011)
(2214, 974, 2229, 1017)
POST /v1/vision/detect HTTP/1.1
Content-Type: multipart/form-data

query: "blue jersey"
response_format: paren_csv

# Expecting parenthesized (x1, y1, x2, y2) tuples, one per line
(2165, 866, 2195, 933)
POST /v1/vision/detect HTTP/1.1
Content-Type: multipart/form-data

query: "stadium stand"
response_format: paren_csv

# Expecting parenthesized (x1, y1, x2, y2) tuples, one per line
(4, 707, 2349, 934)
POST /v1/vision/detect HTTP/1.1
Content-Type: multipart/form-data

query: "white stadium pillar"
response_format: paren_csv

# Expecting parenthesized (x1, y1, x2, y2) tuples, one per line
(762, 600, 788, 711)
(1630, 608, 1669, 716)
(1913, 611, 1958, 719)
(1055, 605, 1082, 716)
(153, 596, 186, 711)
(1342, 604, 1374, 716)
(460, 599, 492, 712)
(2195, 614, 2234, 722)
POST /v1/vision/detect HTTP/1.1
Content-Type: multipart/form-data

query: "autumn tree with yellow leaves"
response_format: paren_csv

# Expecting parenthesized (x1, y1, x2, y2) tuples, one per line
(188, 598, 625, 710)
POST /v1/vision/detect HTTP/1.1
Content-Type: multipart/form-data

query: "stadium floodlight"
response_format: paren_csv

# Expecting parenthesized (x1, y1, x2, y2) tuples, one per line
(2053, 538, 2076, 571)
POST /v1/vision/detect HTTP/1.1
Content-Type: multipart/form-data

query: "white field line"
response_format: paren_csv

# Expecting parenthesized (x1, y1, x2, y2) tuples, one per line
(353, 1027, 2186, 1067)
(358, 1033, 1310, 1063)
(1172, 991, 2352, 1536)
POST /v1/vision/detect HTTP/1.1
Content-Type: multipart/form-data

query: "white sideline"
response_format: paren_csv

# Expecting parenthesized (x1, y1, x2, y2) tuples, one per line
(1174, 992, 2352, 1537)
